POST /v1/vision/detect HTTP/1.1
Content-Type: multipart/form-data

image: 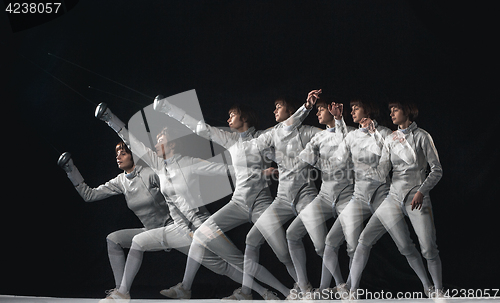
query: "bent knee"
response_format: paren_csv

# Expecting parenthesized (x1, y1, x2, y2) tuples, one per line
(192, 228, 206, 244)
(130, 235, 147, 251)
(421, 246, 439, 260)
(285, 227, 302, 242)
(246, 227, 265, 247)
(314, 244, 325, 257)
(106, 231, 121, 245)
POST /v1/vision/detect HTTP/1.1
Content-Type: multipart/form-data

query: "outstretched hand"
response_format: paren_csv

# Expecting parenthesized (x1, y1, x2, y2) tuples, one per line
(360, 118, 375, 133)
(328, 102, 343, 120)
(305, 89, 322, 109)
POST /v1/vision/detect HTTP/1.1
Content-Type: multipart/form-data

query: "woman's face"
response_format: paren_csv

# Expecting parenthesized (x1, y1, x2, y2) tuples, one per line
(116, 149, 134, 172)
(274, 101, 291, 123)
(316, 105, 334, 126)
(155, 134, 172, 159)
(155, 135, 175, 159)
(351, 104, 368, 124)
(227, 110, 245, 131)
(390, 106, 409, 126)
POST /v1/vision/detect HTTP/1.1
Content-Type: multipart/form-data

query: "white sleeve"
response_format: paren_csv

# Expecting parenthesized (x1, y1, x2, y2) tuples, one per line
(164, 102, 238, 148)
(75, 176, 124, 202)
(335, 117, 349, 138)
(298, 135, 320, 167)
(418, 132, 443, 196)
(189, 157, 233, 177)
(282, 104, 312, 129)
(363, 136, 392, 182)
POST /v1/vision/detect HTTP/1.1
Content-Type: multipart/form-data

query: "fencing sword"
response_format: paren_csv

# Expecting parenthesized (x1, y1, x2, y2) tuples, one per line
(48, 52, 153, 100)
(48, 53, 235, 192)
(49, 52, 230, 124)
(20, 53, 97, 106)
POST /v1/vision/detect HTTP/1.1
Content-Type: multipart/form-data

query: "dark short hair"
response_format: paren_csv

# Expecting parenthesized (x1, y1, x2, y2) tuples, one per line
(315, 94, 346, 114)
(228, 104, 260, 128)
(388, 99, 419, 121)
(115, 141, 132, 155)
(275, 96, 299, 115)
(315, 95, 329, 109)
(349, 95, 380, 120)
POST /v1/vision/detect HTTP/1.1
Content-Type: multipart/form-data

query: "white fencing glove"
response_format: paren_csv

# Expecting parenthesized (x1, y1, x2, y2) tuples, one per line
(58, 152, 84, 186)
(153, 95, 186, 121)
(95, 102, 125, 133)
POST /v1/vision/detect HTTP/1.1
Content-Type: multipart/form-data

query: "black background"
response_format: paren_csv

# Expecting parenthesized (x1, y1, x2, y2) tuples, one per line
(1, 0, 498, 299)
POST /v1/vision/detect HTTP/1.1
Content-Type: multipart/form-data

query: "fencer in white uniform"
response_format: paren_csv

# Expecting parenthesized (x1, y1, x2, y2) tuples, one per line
(284, 96, 356, 296)
(348, 101, 443, 297)
(94, 103, 255, 302)
(153, 97, 286, 299)
(58, 143, 171, 297)
(321, 98, 392, 298)
(242, 94, 322, 297)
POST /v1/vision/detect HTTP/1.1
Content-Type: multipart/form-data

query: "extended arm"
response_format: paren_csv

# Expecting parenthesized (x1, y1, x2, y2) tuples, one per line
(58, 152, 123, 202)
(153, 95, 233, 148)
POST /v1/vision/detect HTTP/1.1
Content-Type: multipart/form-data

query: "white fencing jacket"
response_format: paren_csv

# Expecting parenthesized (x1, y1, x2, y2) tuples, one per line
(332, 121, 393, 203)
(75, 165, 171, 230)
(250, 105, 322, 206)
(117, 127, 231, 230)
(161, 106, 272, 210)
(298, 118, 356, 207)
(367, 122, 443, 202)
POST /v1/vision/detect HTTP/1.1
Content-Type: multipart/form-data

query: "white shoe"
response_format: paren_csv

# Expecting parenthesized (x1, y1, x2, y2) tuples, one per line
(435, 289, 446, 298)
(262, 289, 280, 300)
(286, 282, 312, 300)
(338, 288, 356, 301)
(160, 282, 192, 299)
(222, 287, 253, 300)
(429, 288, 447, 300)
(333, 283, 349, 300)
(303, 282, 313, 293)
(286, 291, 300, 301)
(425, 286, 435, 298)
(98, 289, 130, 303)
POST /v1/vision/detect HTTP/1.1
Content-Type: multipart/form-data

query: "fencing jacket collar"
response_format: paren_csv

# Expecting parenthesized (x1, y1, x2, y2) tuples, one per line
(239, 126, 256, 138)
(164, 153, 182, 165)
(326, 126, 336, 132)
(398, 121, 417, 134)
(125, 165, 140, 180)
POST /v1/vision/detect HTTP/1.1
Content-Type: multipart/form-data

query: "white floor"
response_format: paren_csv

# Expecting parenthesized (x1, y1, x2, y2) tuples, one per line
(2, 295, 500, 303)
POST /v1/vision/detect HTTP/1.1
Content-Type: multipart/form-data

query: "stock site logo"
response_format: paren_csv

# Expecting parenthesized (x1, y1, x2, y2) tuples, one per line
(4, 0, 79, 32)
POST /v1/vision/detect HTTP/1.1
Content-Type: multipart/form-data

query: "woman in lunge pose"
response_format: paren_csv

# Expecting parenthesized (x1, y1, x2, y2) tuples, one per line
(321, 96, 392, 298)
(93, 102, 257, 302)
(284, 94, 356, 298)
(348, 100, 443, 298)
(153, 96, 286, 300)
(58, 143, 171, 299)
(241, 91, 322, 299)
